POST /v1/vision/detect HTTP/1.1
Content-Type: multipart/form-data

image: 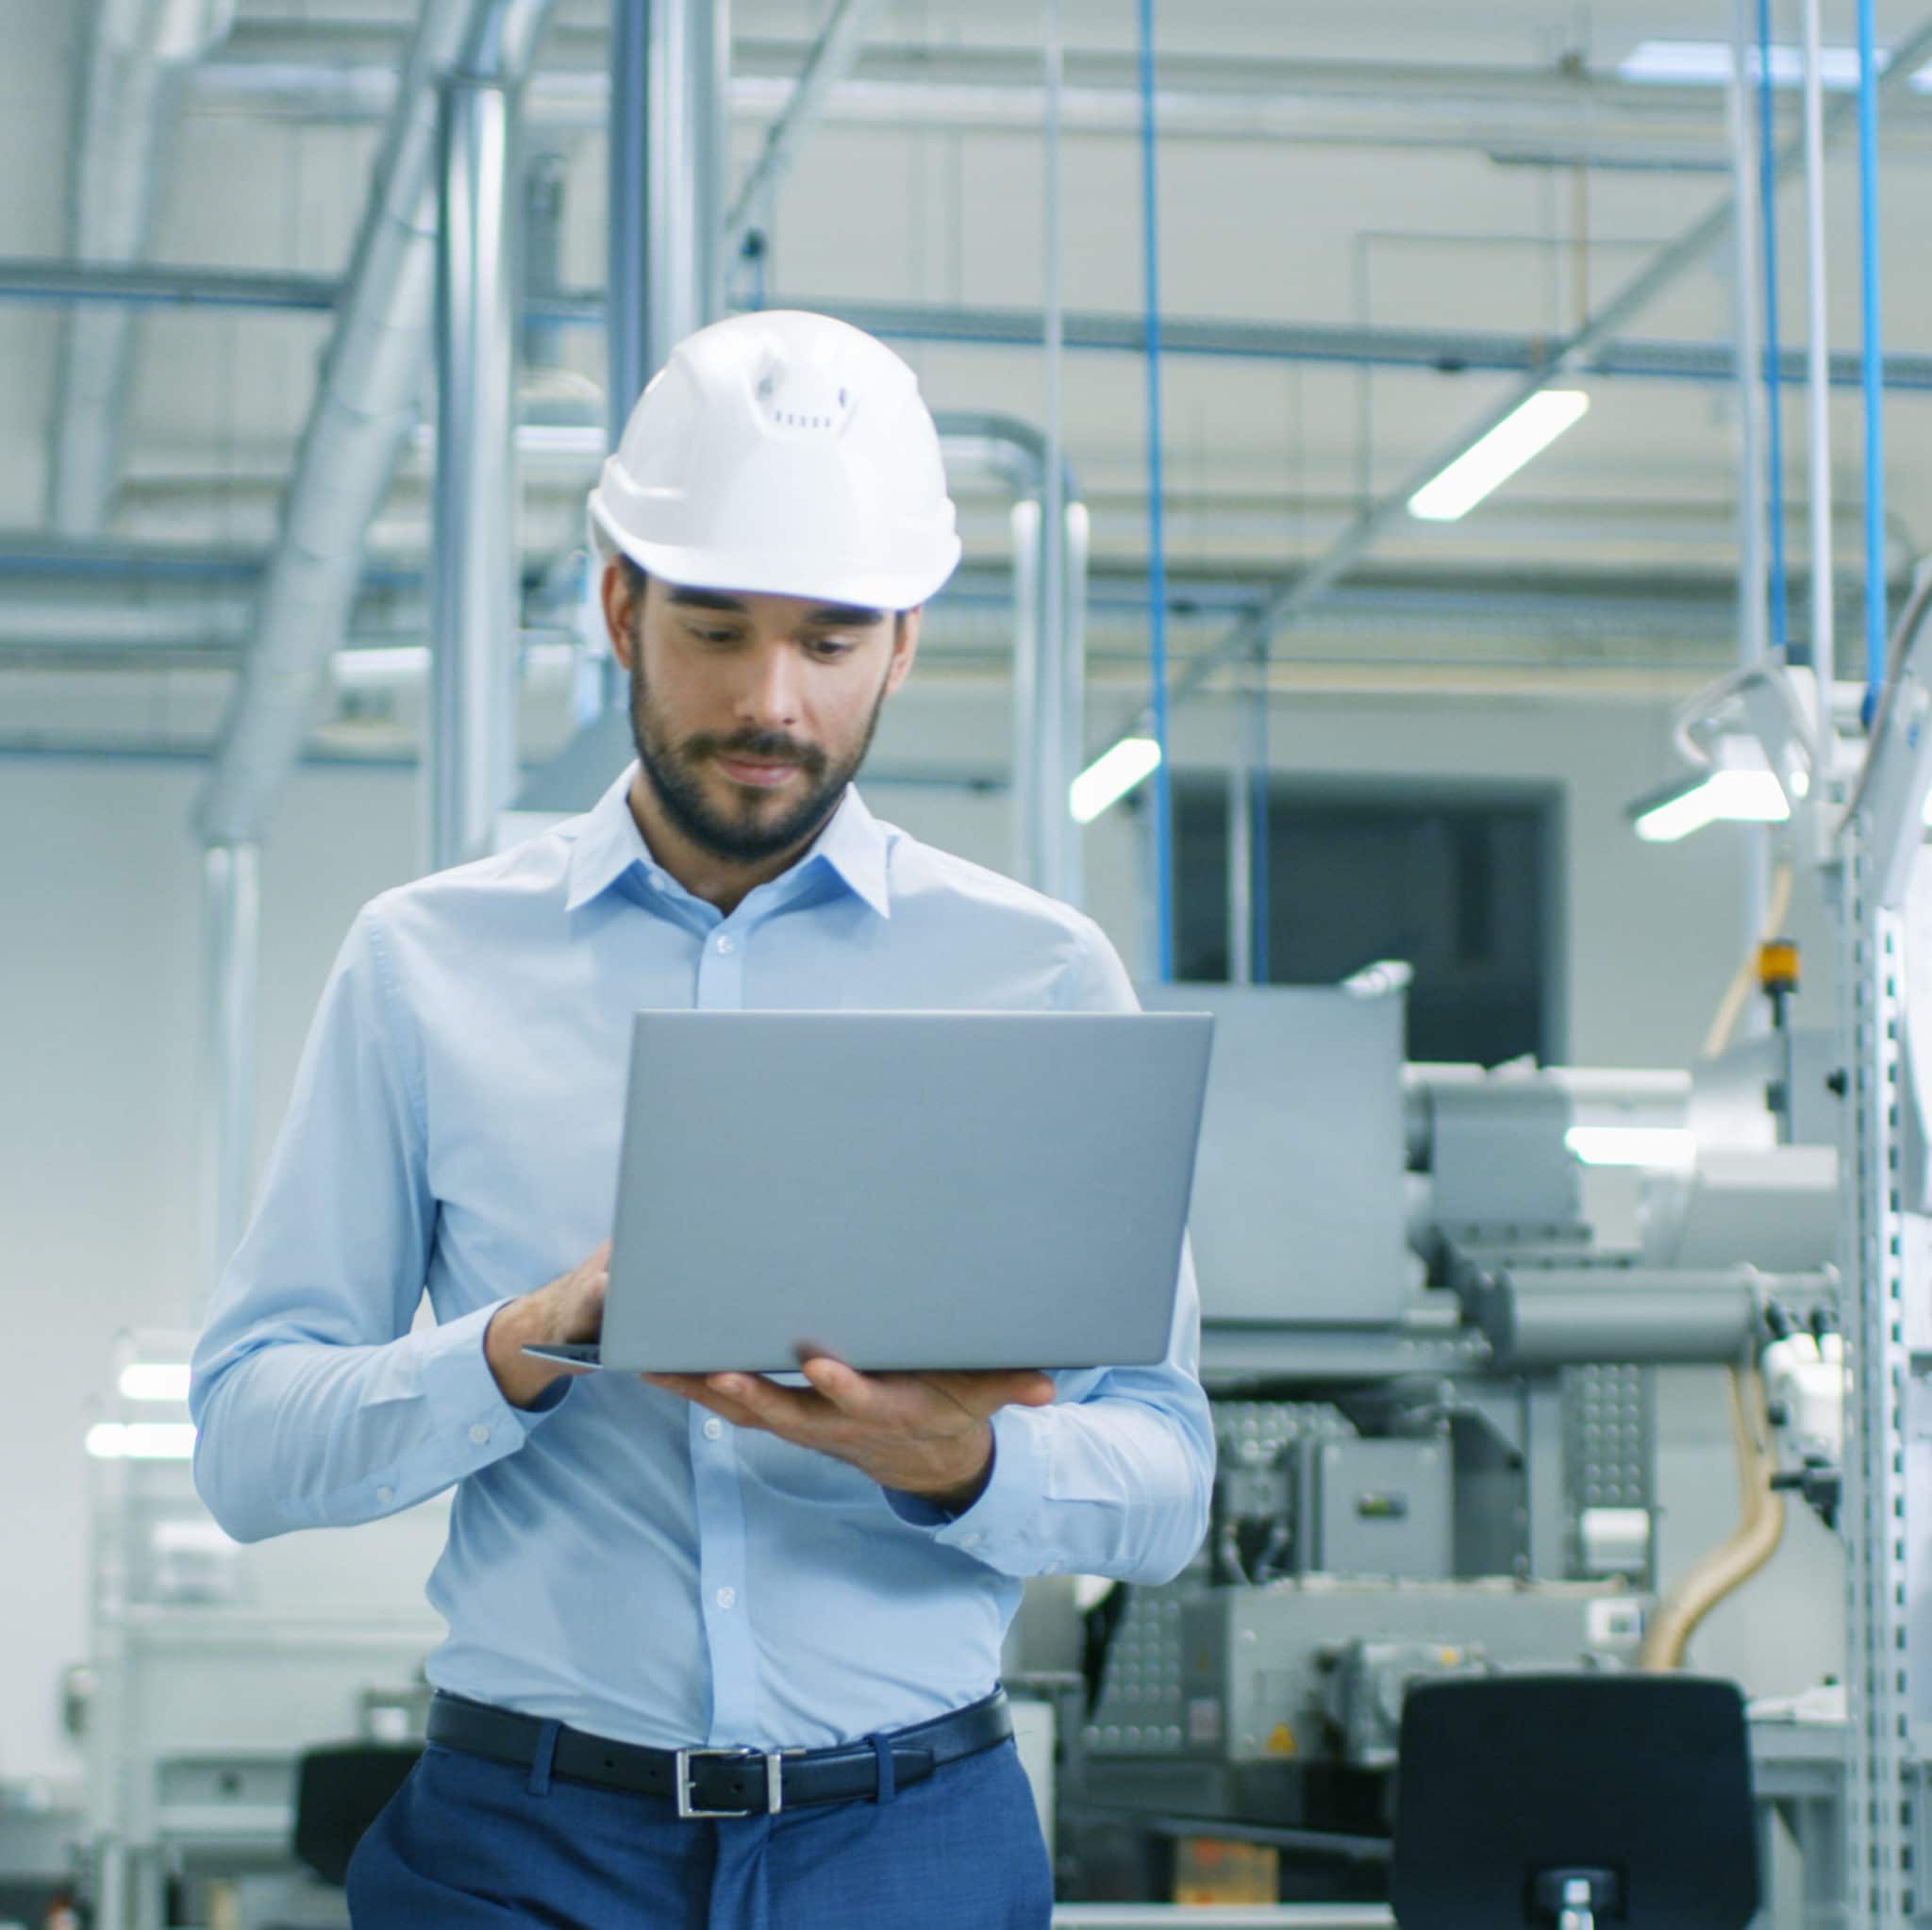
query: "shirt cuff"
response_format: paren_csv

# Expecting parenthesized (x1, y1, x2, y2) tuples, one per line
(885, 1405, 1053, 1570)
(418, 1298, 572, 1469)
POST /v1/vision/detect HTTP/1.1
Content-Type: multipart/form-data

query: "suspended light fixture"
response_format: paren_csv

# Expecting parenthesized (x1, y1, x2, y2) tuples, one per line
(1407, 391, 1591, 523)
(1629, 769, 1793, 841)
(1617, 37, 1932, 89)
(86, 1423, 197, 1461)
(117, 1363, 192, 1403)
(1070, 737, 1163, 824)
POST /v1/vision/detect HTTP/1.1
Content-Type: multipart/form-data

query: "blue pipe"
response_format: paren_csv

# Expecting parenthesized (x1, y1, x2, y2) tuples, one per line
(1857, 0, 1888, 703)
(1248, 684, 1271, 984)
(1137, 0, 1174, 982)
(1757, 0, 1793, 658)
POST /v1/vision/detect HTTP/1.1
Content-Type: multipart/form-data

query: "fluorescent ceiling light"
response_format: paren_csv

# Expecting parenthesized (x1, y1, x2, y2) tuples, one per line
(1407, 391, 1590, 523)
(118, 1363, 191, 1403)
(86, 1423, 197, 1461)
(1070, 737, 1162, 824)
(1630, 769, 1790, 842)
(1617, 38, 1891, 88)
(1566, 1125, 1698, 1170)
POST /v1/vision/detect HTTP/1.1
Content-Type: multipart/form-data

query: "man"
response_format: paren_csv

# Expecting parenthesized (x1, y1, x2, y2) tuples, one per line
(191, 310, 1214, 1928)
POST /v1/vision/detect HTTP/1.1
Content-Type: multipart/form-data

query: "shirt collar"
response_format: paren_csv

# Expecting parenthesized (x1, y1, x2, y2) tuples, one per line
(564, 762, 891, 921)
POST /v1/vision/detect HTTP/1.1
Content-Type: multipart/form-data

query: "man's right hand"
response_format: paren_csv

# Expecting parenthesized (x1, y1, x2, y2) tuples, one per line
(484, 1240, 610, 1410)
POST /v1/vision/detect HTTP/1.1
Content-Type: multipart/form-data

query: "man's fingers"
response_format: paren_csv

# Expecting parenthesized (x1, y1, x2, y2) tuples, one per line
(797, 1356, 884, 1419)
(711, 1372, 826, 1433)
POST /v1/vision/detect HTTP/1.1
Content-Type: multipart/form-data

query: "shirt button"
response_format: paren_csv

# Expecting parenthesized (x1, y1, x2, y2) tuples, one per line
(469, 1423, 490, 1445)
(376, 1486, 395, 1506)
(714, 934, 736, 955)
(703, 1417, 724, 1440)
(715, 1586, 737, 1610)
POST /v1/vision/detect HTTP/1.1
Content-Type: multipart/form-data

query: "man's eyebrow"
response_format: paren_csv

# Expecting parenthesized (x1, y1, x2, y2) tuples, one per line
(803, 603, 888, 628)
(666, 588, 751, 615)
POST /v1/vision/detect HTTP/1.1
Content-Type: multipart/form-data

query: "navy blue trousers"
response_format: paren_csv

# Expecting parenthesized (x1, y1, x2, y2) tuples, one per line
(344, 1731, 1053, 1928)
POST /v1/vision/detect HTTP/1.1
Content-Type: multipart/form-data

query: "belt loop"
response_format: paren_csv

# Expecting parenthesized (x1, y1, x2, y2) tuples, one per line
(527, 1719, 561, 1798)
(869, 1734, 896, 1805)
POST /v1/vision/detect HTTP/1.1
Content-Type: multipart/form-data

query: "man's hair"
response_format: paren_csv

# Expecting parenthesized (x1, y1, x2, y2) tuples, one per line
(613, 555, 908, 637)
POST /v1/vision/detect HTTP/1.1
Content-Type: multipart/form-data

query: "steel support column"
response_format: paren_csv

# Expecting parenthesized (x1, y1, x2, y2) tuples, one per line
(431, 67, 520, 869)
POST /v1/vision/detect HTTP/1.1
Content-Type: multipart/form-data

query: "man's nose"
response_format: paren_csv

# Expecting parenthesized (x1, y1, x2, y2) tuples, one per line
(735, 643, 801, 732)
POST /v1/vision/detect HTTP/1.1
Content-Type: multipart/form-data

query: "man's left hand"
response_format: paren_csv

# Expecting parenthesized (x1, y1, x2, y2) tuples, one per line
(643, 1360, 1055, 1510)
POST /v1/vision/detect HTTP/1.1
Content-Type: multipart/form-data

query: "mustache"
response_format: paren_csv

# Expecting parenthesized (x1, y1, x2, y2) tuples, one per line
(684, 729, 828, 778)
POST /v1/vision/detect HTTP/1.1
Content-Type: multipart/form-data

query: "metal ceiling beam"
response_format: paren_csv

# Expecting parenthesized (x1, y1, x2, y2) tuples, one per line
(193, 32, 1932, 158)
(11, 260, 1932, 395)
(723, 0, 882, 259)
(47, 0, 234, 537)
(1098, 12, 1932, 754)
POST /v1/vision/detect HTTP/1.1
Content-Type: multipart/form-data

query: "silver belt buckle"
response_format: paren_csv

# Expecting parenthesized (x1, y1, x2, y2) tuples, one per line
(674, 1746, 784, 1819)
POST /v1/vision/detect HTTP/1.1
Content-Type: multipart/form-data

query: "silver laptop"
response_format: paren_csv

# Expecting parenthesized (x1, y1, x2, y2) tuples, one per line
(525, 1008, 1212, 1374)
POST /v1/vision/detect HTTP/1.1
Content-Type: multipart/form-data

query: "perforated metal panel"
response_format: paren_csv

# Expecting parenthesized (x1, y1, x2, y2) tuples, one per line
(1564, 1363, 1654, 1510)
(1086, 1401, 1349, 1756)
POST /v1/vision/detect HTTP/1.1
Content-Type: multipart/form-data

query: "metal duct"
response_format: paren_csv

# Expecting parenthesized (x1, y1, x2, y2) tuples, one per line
(430, 8, 555, 870)
(934, 416, 1086, 903)
(48, 0, 235, 537)
(607, 0, 727, 439)
(192, 0, 547, 849)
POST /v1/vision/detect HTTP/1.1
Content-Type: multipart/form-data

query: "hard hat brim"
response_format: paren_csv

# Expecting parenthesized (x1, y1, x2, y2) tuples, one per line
(588, 492, 959, 614)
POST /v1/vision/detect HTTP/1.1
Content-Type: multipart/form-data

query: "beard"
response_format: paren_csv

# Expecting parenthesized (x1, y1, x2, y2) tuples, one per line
(629, 660, 891, 865)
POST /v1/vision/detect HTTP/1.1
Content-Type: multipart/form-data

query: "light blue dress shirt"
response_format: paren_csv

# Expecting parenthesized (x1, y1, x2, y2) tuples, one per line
(191, 766, 1214, 1752)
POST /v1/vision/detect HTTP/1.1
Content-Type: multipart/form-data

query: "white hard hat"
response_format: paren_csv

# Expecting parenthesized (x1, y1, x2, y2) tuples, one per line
(588, 310, 961, 610)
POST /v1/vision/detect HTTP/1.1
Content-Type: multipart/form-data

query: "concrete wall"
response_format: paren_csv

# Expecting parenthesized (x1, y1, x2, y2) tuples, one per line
(0, 679, 1841, 1785)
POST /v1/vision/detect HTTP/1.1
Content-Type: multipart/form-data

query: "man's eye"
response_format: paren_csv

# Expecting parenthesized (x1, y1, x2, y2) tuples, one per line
(696, 627, 742, 645)
(808, 638, 858, 657)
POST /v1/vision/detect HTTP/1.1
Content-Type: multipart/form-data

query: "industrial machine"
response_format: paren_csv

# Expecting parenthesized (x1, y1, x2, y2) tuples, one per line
(1042, 974, 1842, 1905)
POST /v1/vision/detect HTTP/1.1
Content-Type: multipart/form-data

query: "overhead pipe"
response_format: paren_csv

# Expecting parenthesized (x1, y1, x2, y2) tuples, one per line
(933, 415, 1087, 906)
(607, 0, 726, 442)
(192, 0, 548, 850)
(47, 0, 234, 538)
(430, 8, 552, 871)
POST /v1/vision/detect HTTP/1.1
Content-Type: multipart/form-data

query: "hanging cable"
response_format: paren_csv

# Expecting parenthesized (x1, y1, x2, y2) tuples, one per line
(1857, 0, 1887, 707)
(1136, 0, 1174, 981)
(1247, 644, 1270, 984)
(1800, 0, 1835, 751)
(1757, 0, 1792, 658)
(1042, 0, 1069, 903)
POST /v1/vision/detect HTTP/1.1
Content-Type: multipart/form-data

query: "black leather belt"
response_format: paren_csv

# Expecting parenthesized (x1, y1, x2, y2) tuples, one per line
(425, 1688, 1012, 1819)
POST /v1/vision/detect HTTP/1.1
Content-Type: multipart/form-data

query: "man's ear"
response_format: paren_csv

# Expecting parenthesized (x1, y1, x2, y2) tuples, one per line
(884, 607, 922, 697)
(601, 559, 639, 673)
